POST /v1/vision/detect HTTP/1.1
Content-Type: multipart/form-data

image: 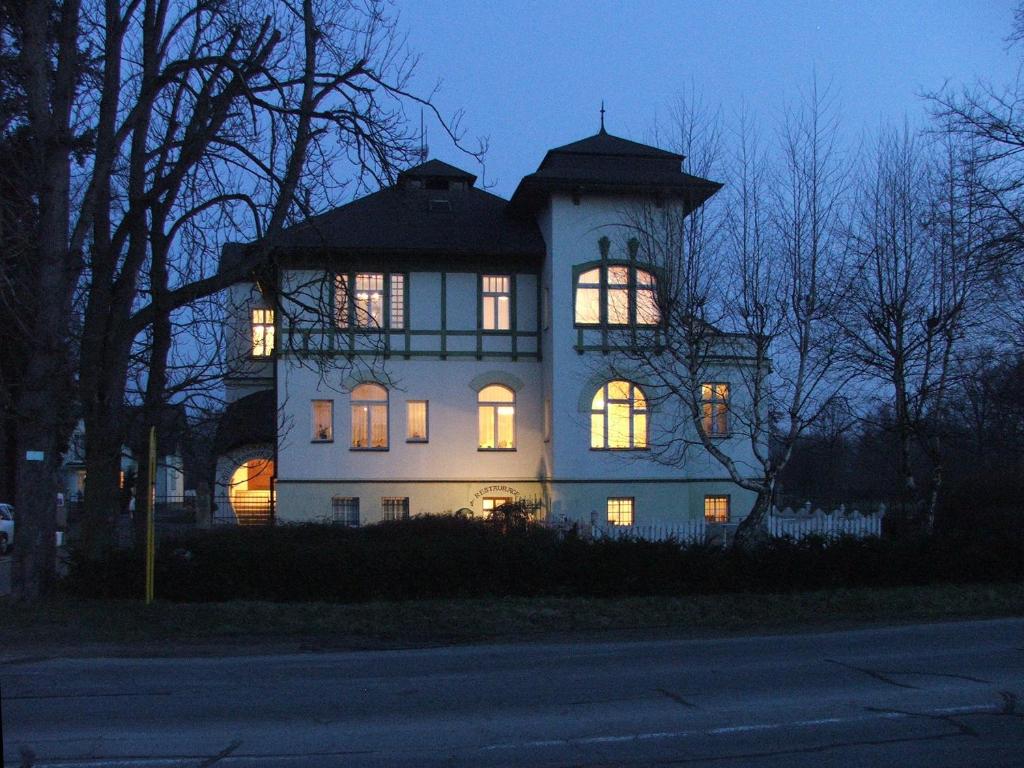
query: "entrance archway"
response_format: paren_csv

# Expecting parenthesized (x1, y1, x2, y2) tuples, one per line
(228, 458, 275, 525)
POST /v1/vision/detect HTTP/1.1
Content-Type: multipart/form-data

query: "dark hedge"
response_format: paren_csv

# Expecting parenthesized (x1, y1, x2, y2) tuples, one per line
(62, 514, 1024, 602)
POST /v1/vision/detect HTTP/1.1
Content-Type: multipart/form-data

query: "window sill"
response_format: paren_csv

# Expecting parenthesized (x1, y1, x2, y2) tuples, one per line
(311, 439, 334, 444)
(406, 438, 429, 444)
(590, 447, 649, 452)
(477, 448, 517, 452)
(350, 447, 389, 452)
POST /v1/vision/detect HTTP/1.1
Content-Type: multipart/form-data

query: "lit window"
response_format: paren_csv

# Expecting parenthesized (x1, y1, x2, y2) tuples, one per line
(390, 274, 405, 329)
(251, 308, 275, 357)
(406, 400, 428, 442)
(478, 384, 515, 450)
(575, 268, 601, 324)
(482, 275, 511, 330)
(591, 380, 648, 449)
(382, 496, 410, 521)
(334, 275, 349, 328)
(354, 273, 384, 327)
(351, 383, 388, 449)
(335, 273, 404, 329)
(573, 265, 660, 327)
(607, 497, 635, 526)
(704, 495, 730, 523)
(331, 496, 360, 527)
(481, 497, 512, 515)
(701, 383, 730, 436)
(636, 269, 660, 325)
(607, 266, 630, 324)
(312, 400, 333, 442)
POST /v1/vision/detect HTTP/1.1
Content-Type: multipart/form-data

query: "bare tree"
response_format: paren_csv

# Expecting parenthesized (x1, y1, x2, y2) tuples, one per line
(5, 0, 479, 597)
(842, 125, 987, 532)
(616, 84, 851, 546)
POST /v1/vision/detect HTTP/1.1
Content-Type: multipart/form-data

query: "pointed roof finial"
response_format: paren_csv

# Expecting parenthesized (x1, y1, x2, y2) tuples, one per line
(599, 100, 607, 134)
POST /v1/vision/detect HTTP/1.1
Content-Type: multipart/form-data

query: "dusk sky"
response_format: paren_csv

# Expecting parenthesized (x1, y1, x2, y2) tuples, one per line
(396, 0, 1021, 198)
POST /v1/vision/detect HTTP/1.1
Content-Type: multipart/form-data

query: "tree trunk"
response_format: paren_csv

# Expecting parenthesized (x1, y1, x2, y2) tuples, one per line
(11, 0, 82, 599)
(78, 403, 125, 558)
(10, 382, 68, 601)
(732, 485, 772, 550)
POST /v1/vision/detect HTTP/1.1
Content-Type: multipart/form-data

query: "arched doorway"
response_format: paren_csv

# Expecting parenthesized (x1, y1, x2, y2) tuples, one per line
(228, 458, 275, 525)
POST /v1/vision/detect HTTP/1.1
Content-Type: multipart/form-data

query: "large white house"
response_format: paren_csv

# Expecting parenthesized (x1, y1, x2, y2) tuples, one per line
(213, 127, 758, 528)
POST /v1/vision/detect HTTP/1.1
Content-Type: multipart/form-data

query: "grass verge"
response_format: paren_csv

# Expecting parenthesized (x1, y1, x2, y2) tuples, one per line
(2, 582, 1022, 655)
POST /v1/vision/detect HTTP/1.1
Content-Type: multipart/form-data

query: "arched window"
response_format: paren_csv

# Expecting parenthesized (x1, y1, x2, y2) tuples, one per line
(478, 384, 515, 450)
(351, 383, 388, 449)
(574, 265, 660, 326)
(591, 380, 648, 449)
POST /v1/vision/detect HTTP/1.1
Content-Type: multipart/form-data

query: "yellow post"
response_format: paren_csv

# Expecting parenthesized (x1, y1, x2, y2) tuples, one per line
(145, 426, 156, 604)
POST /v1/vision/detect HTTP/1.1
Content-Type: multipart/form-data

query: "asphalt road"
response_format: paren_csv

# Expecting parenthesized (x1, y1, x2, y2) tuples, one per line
(0, 556, 9, 597)
(2, 618, 1023, 767)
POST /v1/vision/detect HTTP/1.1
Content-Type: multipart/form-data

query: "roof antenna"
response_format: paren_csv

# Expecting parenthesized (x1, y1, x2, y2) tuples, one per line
(418, 109, 429, 162)
(599, 100, 606, 134)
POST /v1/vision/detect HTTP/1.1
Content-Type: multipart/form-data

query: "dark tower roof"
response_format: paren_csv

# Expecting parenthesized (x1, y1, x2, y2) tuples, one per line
(509, 131, 721, 214)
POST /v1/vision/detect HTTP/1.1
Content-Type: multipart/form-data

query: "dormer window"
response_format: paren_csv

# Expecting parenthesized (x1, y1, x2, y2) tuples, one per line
(574, 264, 660, 327)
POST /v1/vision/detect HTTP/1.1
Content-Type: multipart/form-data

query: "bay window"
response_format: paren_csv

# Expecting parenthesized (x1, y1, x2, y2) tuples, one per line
(573, 264, 660, 327)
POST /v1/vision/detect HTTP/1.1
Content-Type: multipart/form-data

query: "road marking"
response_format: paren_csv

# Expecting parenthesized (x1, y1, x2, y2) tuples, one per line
(10, 704, 1006, 765)
(478, 702, 998, 751)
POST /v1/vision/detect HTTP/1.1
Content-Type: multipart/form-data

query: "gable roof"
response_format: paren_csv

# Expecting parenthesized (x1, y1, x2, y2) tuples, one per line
(510, 130, 721, 214)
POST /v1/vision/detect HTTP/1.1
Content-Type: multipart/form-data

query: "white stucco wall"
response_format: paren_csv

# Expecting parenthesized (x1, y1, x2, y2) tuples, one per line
(275, 359, 546, 483)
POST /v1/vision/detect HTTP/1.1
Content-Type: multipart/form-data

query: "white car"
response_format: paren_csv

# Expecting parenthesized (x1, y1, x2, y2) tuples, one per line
(0, 503, 13, 555)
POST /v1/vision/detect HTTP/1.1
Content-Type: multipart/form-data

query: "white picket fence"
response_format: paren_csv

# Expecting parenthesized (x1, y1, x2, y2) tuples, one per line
(556, 504, 884, 545)
(767, 511, 883, 540)
(591, 520, 708, 543)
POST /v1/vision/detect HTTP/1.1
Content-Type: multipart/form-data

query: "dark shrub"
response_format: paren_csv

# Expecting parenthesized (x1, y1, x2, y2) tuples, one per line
(62, 513, 1023, 602)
